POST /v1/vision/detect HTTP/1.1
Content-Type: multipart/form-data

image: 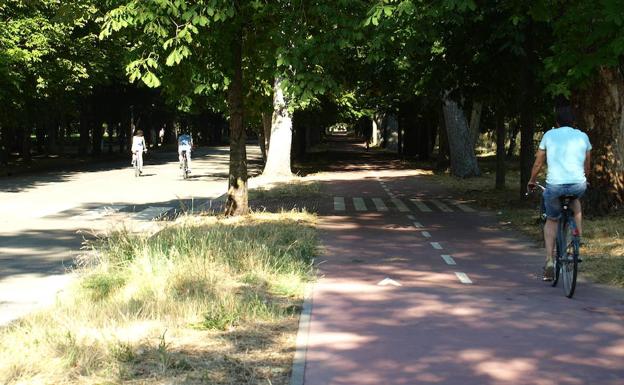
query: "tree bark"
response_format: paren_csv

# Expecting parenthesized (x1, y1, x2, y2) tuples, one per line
(442, 95, 480, 177)
(259, 111, 272, 163)
(224, 22, 248, 216)
(573, 66, 624, 214)
(469, 101, 482, 150)
(262, 76, 293, 178)
(436, 106, 450, 170)
(519, 111, 535, 200)
(495, 110, 506, 189)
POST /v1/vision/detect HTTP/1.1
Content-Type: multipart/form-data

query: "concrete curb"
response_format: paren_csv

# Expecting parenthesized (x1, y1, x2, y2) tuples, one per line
(289, 283, 315, 385)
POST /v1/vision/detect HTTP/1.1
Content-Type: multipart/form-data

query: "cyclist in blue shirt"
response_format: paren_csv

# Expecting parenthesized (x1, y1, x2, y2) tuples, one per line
(528, 106, 592, 281)
(177, 132, 193, 173)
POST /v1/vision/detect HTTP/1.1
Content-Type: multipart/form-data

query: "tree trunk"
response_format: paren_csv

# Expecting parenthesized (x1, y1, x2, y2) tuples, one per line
(506, 120, 520, 159)
(259, 111, 272, 163)
(79, 108, 91, 156)
(469, 101, 482, 150)
(573, 66, 624, 214)
(224, 23, 248, 216)
(519, 111, 535, 200)
(371, 112, 383, 147)
(495, 111, 506, 190)
(263, 76, 293, 178)
(442, 95, 480, 177)
(436, 106, 450, 170)
(20, 126, 32, 163)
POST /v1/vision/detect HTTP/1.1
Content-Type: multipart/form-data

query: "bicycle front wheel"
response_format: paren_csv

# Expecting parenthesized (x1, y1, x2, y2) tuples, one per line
(560, 220, 579, 298)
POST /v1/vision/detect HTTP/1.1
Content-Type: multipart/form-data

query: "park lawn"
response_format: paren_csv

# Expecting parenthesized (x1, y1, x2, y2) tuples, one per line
(425, 156, 624, 288)
(0, 210, 318, 385)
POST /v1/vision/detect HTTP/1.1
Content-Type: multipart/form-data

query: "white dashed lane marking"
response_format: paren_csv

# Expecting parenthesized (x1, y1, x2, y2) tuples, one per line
(372, 198, 388, 212)
(391, 198, 409, 212)
(449, 200, 477, 213)
(334, 197, 345, 211)
(431, 242, 443, 250)
(353, 197, 367, 211)
(430, 199, 453, 213)
(413, 221, 423, 228)
(421, 231, 431, 238)
(441, 255, 456, 265)
(455, 272, 473, 284)
(410, 198, 432, 212)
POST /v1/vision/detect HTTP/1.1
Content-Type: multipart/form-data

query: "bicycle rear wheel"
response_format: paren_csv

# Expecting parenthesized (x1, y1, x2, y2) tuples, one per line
(560, 220, 579, 298)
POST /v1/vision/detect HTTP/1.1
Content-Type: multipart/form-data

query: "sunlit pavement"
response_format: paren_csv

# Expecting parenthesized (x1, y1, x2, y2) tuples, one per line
(0, 145, 262, 326)
(301, 141, 624, 385)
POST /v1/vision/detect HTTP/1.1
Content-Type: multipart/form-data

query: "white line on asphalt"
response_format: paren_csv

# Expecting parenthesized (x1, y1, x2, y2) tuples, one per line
(413, 221, 423, 228)
(71, 205, 126, 220)
(407, 215, 415, 220)
(421, 231, 431, 238)
(334, 197, 345, 211)
(430, 242, 443, 250)
(353, 197, 367, 211)
(410, 198, 432, 212)
(441, 255, 456, 265)
(449, 200, 477, 213)
(430, 199, 453, 212)
(455, 272, 473, 284)
(391, 198, 410, 212)
(372, 198, 388, 212)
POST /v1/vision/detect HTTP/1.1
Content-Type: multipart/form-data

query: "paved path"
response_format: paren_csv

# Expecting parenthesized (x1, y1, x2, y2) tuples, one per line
(0, 146, 262, 326)
(302, 148, 624, 385)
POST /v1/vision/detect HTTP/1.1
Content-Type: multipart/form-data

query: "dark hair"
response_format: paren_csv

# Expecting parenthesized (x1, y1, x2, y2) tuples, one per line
(555, 106, 575, 127)
(135, 130, 143, 136)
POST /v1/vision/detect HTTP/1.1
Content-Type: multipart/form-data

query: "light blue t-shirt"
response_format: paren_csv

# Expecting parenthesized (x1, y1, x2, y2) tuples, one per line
(539, 126, 592, 185)
(178, 134, 192, 147)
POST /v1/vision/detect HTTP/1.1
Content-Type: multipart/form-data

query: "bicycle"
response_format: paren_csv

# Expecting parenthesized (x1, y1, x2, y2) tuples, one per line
(529, 183, 581, 298)
(180, 150, 190, 179)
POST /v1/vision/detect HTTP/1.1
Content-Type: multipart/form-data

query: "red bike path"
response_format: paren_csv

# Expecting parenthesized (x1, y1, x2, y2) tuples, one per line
(298, 150, 624, 385)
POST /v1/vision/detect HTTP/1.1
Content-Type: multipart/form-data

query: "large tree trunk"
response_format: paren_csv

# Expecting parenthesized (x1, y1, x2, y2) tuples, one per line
(573, 66, 624, 214)
(469, 101, 482, 150)
(262, 76, 293, 178)
(371, 112, 384, 147)
(436, 106, 450, 170)
(519, 111, 535, 200)
(224, 23, 248, 216)
(259, 111, 272, 163)
(495, 110, 506, 189)
(442, 95, 480, 177)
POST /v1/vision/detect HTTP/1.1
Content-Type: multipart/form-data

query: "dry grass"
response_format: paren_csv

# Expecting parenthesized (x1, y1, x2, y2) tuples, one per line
(0, 211, 318, 385)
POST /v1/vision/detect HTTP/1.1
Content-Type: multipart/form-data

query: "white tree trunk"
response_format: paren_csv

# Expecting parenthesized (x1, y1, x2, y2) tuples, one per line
(262, 76, 293, 178)
(442, 95, 480, 177)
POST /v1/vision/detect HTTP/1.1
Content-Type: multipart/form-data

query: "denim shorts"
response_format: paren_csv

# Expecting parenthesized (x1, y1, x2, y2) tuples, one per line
(543, 182, 587, 219)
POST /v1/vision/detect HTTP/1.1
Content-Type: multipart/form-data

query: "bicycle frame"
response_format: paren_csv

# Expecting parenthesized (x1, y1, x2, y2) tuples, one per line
(529, 183, 581, 298)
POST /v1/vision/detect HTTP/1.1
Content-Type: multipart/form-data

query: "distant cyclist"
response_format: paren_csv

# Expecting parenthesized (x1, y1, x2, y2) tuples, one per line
(131, 129, 147, 174)
(528, 106, 592, 281)
(177, 131, 193, 173)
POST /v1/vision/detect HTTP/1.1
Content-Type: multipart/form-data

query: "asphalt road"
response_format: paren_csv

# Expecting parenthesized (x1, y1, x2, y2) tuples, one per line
(0, 145, 262, 326)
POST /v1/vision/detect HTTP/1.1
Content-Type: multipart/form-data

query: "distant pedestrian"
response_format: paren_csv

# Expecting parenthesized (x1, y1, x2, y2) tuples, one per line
(159, 126, 165, 146)
(131, 129, 147, 174)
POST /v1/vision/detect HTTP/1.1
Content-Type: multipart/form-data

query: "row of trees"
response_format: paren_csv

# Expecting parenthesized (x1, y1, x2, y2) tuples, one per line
(2, 1, 623, 215)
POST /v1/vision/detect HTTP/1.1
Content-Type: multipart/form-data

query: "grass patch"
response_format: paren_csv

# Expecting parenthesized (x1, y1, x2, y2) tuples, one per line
(248, 178, 322, 200)
(424, 156, 624, 287)
(0, 211, 317, 385)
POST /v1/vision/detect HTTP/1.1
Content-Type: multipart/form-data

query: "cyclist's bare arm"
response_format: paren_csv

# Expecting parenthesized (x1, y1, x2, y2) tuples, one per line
(584, 150, 591, 178)
(528, 149, 546, 189)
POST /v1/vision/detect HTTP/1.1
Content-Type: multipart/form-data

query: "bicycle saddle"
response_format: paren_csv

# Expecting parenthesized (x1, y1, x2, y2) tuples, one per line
(559, 195, 578, 205)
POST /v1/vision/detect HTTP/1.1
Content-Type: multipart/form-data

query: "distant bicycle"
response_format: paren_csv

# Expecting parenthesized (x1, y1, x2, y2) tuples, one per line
(529, 182, 581, 298)
(180, 150, 190, 179)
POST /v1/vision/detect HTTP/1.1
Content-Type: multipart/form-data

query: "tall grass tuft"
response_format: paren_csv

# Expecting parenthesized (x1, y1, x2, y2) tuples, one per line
(0, 211, 317, 385)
